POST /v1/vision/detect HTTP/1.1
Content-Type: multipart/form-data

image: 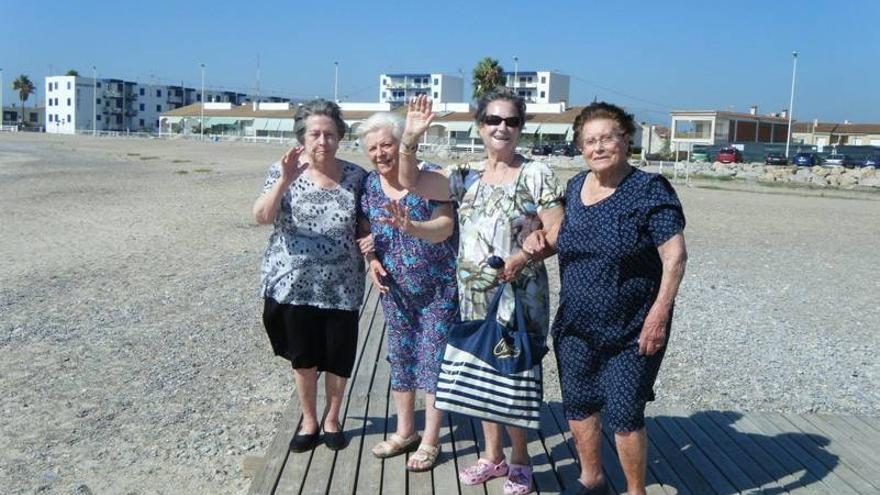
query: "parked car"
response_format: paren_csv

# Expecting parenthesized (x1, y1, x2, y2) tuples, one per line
(528, 143, 552, 156)
(715, 147, 742, 164)
(824, 153, 858, 167)
(764, 152, 788, 165)
(858, 154, 880, 167)
(792, 152, 822, 166)
(691, 150, 709, 162)
(552, 142, 579, 157)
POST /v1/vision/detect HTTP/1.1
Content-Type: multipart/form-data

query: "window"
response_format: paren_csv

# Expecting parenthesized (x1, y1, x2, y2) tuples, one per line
(156, 89, 162, 97)
(139, 103, 145, 111)
(433, 78, 439, 85)
(433, 92, 439, 99)
(541, 76, 546, 84)
(97, 82, 101, 88)
(540, 91, 546, 98)
(67, 115, 71, 122)
(67, 98, 71, 105)
(138, 88, 144, 96)
(96, 98, 101, 104)
(139, 119, 144, 127)
(383, 79, 387, 85)
(97, 115, 101, 121)
(67, 82, 71, 89)
(48, 83, 52, 92)
(382, 91, 386, 99)
(55, 114, 59, 122)
(156, 105, 162, 112)
(197, 94, 201, 102)
(31, 113, 38, 121)
(48, 114, 53, 122)
(55, 98, 60, 106)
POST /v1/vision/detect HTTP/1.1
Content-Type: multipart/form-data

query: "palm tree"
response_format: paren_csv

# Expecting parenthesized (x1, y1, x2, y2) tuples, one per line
(472, 57, 505, 100)
(12, 75, 35, 126)
(66, 69, 79, 76)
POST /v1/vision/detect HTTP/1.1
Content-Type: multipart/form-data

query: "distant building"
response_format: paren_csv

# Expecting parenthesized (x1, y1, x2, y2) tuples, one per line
(670, 107, 790, 150)
(640, 124, 670, 156)
(44, 75, 288, 134)
(2, 105, 44, 128)
(378, 73, 464, 105)
(792, 120, 880, 151)
(502, 71, 569, 105)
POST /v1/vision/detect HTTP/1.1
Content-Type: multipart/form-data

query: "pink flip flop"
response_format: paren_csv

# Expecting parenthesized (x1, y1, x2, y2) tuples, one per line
(459, 458, 509, 485)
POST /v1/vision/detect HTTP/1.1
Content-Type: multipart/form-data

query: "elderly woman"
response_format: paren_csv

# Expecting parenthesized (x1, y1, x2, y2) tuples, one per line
(398, 92, 563, 495)
(252, 99, 367, 453)
(356, 112, 459, 472)
(525, 102, 687, 495)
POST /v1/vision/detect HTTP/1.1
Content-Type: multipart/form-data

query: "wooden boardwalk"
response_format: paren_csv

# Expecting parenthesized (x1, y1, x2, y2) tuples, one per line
(249, 285, 880, 494)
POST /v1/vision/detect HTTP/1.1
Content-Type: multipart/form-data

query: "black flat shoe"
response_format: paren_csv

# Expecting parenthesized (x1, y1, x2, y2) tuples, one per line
(289, 430, 319, 453)
(562, 478, 609, 495)
(323, 429, 348, 451)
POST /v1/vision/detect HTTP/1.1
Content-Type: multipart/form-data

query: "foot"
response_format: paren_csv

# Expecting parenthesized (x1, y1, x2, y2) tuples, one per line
(503, 463, 532, 495)
(406, 444, 440, 472)
(562, 477, 609, 495)
(459, 457, 508, 485)
(289, 426, 319, 453)
(371, 432, 421, 458)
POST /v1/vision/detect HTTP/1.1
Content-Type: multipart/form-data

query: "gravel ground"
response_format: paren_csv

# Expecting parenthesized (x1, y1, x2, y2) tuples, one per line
(1, 133, 878, 494)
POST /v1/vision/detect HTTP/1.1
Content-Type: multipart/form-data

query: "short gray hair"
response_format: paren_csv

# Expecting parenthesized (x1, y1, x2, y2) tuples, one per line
(294, 99, 347, 144)
(356, 112, 405, 150)
(475, 87, 526, 128)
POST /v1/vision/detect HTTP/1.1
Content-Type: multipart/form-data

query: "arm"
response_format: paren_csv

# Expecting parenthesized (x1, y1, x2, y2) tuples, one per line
(379, 200, 454, 243)
(500, 204, 564, 281)
(638, 232, 688, 356)
(397, 95, 453, 202)
(252, 146, 308, 224)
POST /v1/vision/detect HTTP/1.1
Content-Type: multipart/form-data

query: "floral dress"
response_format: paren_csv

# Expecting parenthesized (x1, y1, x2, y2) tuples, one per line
(359, 164, 459, 393)
(448, 159, 564, 336)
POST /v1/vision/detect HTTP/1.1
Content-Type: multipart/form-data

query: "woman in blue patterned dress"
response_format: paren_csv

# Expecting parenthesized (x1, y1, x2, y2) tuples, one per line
(524, 102, 687, 495)
(398, 92, 564, 495)
(357, 112, 459, 472)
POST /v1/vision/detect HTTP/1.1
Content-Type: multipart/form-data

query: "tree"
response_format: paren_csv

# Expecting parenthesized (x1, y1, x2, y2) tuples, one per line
(66, 69, 79, 76)
(12, 75, 35, 125)
(472, 57, 505, 100)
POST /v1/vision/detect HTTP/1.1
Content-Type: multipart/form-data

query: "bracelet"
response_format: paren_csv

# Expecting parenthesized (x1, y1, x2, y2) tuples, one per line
(400, 141, 418, 154)
(398, 145, 414, 157)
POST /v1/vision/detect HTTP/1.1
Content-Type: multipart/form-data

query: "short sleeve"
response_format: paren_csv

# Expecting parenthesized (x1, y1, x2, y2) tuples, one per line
(644, 175, 685, 246)
(521, 161, 564, 212)
(447, 163, 479, 204)
(358, 172, 374, 217)
(262, 162, 282, 193)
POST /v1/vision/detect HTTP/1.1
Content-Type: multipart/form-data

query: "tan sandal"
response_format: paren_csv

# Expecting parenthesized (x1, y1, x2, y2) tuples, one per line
(407, 444, 441, 472)
(371, 432, 421, 458)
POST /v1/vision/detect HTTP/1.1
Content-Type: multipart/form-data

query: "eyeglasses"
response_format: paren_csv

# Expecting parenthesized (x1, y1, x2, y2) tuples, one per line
(581, 134, 624, 149)
(482, 115, 522, 128)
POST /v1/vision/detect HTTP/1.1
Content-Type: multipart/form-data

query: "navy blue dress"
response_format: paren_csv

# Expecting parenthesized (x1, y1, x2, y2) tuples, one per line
(553, 168, 685, 432)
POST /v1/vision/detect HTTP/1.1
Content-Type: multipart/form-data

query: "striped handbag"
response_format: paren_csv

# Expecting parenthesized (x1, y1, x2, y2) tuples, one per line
(434, 283, 545, 430)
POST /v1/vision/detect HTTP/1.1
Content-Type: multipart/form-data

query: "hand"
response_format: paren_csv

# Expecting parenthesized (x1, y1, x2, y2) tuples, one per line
(403, 94, 434, 143)
(522, 230, 547, 258)
(280, 145, 309, 183)
(638, 304, 670, 355)
(377, 200, 412, 234)
(368, 259, 389, 294)
(357, 234, 375, 255)
(498, 251, 530, 283)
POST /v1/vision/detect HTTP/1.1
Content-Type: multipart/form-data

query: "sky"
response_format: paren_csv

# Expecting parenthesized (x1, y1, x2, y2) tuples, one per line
(3, 0, 879, 125)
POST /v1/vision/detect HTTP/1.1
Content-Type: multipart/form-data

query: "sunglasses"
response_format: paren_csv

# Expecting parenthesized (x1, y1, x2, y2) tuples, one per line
(482, 115, 522, 128)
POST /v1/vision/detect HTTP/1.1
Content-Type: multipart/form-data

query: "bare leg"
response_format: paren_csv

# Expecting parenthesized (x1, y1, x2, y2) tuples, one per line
(421, 393, 442, 446)
(481, 421, 505, 463)
(322, 372, 348, 432)
(293, 367, 319, 434)
(615, 428, 647, 495)
(391, 390, 416, 437)
(568, 413, 605, 488)
(506, 426, 529, 465)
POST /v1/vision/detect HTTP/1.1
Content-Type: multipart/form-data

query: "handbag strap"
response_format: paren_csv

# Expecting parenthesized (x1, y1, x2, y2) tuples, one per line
(485, 283, 533, 363)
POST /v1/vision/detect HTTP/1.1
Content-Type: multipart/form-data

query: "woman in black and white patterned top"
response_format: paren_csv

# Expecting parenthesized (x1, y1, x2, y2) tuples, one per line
(253, 99, 367, 453)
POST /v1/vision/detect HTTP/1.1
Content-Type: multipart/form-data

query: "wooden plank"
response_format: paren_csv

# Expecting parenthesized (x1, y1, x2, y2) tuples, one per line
(430, 411, 461, 495)
(654, 406, 757, 494)
(837, 414, 880, 447)
(248, 393, 302, 495)
(526, 418, 562, 494)
(718, 411, 830, 495)
(652, 412, 736, 494)
(643, 414, 716, 495)
(354, 357, 393, 494)
(449, 412, 487, 495)
(325, 294, 387, 494)
(600, 410, 669, 495)
(850, 414, 880, 435)
(739, 412, 857, 494)
(383, 388, 409, 495)
(540, 402, 580, 491)
(797, 413, 880, 486)
(762, 413, 878, 494)
(688, 410, 791, 494)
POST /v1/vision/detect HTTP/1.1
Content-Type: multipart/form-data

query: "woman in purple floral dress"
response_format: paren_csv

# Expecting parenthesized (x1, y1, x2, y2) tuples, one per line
(357, 112, 458, 472)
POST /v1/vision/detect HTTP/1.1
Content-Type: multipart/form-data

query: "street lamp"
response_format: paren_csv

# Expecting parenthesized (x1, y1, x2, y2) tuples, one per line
(92, 66, 97, 136)
(200, 63, 205, 141)
(513, 56, 518, 91)
(334, 61, 339, 103)
(785, 51, 798, 158)
(1, 68, 4, 127)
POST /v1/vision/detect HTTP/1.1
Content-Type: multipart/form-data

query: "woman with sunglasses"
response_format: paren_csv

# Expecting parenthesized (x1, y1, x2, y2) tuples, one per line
(398, 91, 563, 495)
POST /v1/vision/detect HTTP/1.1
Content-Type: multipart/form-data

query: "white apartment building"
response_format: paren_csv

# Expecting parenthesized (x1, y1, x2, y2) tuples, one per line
(378, 73, 464, 105)
(503, 70, 569, 105)
(45, 75, 287, 134)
